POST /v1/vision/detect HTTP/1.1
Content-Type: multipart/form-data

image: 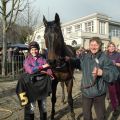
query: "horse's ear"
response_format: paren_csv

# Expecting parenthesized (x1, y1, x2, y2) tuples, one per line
(55, 13, 60, 24)
(43, 15, 47, 27)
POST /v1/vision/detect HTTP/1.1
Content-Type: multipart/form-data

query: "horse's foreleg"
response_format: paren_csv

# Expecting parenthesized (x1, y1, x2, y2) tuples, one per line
(51, 80, 58, 120)
(65, 79, 75, 120)
(60, 82, 65, 104)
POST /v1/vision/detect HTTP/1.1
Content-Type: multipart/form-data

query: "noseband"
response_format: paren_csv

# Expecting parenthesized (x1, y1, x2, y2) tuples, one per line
(47, 56, 67, 71)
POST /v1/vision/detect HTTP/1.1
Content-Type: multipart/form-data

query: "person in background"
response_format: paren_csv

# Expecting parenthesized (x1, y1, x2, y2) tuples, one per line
(106, 42, 120, 116)
(76, 49, 81, 58)
(7, 47, 13, 63)
(23, 41, 53, 120)
(65, 37, 119, 120)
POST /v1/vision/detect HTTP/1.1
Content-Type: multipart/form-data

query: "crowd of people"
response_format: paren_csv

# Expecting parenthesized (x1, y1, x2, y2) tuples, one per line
(16, 37, 120, 120)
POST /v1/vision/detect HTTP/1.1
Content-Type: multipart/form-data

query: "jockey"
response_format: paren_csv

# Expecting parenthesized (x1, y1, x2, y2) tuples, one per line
(23, 41, 53, 120)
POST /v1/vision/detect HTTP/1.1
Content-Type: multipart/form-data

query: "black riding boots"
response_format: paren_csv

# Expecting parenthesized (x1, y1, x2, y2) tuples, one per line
(38, 99, 47, 120)
(40, 112, 47, 120)
(24, 103, 34, 120)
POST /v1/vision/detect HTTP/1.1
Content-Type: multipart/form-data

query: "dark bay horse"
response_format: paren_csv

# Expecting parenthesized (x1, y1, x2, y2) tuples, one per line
(43, 13, 76, 120)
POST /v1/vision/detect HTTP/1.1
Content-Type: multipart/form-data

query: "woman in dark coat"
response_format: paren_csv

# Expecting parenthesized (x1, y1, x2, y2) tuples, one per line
(65, 37, 119, 120)
(106, 42, 120, 115)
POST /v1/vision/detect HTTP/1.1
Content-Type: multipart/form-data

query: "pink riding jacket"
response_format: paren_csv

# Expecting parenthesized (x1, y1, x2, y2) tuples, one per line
(23, 54, 52, 75)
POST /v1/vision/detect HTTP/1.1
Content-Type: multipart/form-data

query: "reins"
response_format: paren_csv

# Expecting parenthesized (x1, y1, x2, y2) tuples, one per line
(81, 56, 100, 89)
(40, 70, 55, 80)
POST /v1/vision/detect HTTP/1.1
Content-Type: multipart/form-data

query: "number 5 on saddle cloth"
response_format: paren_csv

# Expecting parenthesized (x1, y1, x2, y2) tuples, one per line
(16, 73, 52, 106)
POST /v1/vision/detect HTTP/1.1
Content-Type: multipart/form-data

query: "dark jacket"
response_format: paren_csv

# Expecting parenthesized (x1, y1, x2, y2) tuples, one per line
(71, 51, 119, 98)
(107, 51, 120, 80)
(16, 73, 52, 106)
(107, 51, 120, 63)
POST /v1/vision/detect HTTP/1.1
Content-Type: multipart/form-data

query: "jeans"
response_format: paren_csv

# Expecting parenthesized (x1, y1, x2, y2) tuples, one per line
(82, 94, 106, 120)
(24, 98, 47, 120)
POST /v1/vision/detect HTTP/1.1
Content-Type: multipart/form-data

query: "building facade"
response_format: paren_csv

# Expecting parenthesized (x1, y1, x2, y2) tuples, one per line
(32, 12, 120, 51)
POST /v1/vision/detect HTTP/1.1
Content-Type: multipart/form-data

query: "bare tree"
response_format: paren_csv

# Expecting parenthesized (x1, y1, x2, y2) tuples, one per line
(17, 0, 41, 43)
(0, 0, 27, 76)
(18, 0, 40, 26)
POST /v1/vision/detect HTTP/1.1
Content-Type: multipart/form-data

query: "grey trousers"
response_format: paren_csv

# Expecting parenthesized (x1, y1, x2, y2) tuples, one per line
(82, 94, 106, 120)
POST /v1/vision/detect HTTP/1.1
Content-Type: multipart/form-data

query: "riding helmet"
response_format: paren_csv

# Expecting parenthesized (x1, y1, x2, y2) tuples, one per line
(29, 41, 40, 51)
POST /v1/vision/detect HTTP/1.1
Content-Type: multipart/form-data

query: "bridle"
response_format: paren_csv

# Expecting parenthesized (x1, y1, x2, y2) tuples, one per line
(47, 56, 67, 71)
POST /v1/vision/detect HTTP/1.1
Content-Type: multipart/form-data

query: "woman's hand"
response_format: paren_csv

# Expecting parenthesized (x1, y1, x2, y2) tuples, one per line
(92, 67, 98, 78)
(115, 63, 120, 67)
(39, 63, 50, 71)
(42, 63, 50, 68)
(97, 68, 103, 76)
(92, 67, 103, 78)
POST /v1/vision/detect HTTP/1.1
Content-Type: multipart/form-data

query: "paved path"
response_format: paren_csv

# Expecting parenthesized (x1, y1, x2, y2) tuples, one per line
(0, 71, 120, 120)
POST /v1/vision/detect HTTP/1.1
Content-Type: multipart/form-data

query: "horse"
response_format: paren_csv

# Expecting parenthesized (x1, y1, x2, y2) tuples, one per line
(43, 13, 76, 120)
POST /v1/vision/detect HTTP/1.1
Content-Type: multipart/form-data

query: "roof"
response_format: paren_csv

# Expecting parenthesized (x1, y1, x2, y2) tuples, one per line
(10, 43, 28, 50)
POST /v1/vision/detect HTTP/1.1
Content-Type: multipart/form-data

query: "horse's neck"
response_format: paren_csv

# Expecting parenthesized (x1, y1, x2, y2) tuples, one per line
(64, 45, 75, 57)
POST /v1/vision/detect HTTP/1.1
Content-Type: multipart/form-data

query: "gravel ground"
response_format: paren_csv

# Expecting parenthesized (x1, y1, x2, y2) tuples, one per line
(0, 71, 120, 120)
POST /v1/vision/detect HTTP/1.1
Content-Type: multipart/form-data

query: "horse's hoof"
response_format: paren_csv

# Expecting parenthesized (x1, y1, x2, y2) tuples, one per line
(51, 116, 54, 120)
(51, 112, 55, 120)
(71, 112, 76, 120)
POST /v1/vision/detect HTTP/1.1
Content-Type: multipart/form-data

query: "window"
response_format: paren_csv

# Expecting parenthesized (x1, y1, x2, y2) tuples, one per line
(85, 21, 94, 32)
(72, 40, 77, 46)
(99, 21, 105, 34)
(75, 24, 82, 32)
(66, 27, 72, 33)
(111, 29, 120, 37)
(37, 35, 41, 39)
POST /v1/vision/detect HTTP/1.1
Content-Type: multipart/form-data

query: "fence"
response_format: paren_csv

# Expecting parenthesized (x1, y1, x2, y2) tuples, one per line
(0, 55, 25, 79)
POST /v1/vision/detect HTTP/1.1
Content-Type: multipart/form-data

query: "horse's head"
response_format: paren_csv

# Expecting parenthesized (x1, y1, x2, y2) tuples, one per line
(43, 13, 65, 65)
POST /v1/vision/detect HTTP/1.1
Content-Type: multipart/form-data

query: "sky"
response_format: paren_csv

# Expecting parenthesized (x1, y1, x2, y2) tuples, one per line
(32, 0, 120, 24)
